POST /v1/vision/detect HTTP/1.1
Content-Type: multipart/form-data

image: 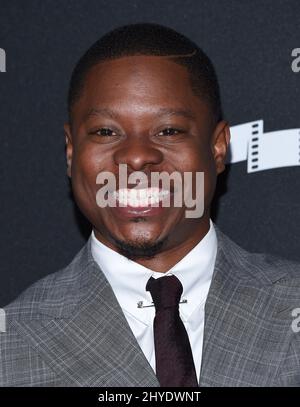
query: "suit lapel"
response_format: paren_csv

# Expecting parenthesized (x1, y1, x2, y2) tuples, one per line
(199, 227, 294, 386)
(12, 242, 159, 387)
(199, 238, 243, 386)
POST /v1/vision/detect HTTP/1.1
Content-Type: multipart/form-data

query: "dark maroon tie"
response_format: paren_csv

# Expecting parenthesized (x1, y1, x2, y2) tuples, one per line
(146, 275, 198, 387)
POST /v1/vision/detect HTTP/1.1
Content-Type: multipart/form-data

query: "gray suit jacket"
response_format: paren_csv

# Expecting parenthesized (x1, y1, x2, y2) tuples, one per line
(1, 225, 300, 387)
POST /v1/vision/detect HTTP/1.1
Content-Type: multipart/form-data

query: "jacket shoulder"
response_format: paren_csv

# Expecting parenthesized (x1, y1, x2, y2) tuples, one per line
(215, 225, 300, 287)
(3, 240, 92, 323)
(0, 239, 97, 386)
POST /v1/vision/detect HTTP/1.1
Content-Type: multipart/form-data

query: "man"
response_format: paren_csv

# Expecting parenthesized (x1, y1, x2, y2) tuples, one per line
(1, 23, 300, 387)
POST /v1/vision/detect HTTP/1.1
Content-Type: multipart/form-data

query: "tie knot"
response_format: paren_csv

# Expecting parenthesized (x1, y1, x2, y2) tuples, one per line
(146, 275, 183, 311)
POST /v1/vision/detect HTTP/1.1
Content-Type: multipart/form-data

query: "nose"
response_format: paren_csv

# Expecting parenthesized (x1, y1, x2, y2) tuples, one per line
(113, 138, 163, 171)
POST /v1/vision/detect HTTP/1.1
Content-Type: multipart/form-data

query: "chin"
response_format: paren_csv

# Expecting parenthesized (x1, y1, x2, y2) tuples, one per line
(111, 234, 167, 261)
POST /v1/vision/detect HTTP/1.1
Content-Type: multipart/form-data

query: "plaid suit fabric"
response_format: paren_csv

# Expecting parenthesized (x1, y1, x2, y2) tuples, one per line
(1, 225, 300, 386)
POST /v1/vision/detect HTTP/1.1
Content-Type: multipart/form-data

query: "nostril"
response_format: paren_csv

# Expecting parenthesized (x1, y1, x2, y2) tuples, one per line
(113, 144, 163, 170)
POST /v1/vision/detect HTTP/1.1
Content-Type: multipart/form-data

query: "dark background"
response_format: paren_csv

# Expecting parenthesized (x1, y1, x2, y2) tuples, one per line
(0, 0, 299, 306)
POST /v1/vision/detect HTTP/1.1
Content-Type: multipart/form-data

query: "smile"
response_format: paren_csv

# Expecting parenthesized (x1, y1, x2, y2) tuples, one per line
(112, 187, 170, 208)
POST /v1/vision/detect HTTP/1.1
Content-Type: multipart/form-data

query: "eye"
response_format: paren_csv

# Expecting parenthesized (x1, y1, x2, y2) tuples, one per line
(94, 128, 116, 137)
(157, 127, 182, 136)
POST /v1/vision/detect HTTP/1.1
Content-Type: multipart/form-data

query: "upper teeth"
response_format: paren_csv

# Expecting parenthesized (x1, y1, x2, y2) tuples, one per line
(112, 188, 169, 207)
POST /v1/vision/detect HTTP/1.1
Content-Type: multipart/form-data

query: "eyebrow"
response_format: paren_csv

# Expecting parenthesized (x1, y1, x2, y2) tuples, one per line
(85, 106, 196, 121)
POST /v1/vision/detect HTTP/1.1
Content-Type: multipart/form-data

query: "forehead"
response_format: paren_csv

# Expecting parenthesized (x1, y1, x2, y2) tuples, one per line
(77, 55, 201, 110)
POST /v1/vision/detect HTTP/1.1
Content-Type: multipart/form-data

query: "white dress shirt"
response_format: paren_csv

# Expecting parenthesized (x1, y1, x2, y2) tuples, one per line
(91, 219, 217, 382)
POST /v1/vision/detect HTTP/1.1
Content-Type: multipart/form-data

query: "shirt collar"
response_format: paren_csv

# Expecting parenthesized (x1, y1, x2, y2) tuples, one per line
(91, 219, 217, 326)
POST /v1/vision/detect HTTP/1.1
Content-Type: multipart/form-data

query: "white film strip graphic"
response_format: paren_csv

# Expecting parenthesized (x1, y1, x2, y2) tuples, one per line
(0, 308, 6, 332)
(228, 120, 300, 173)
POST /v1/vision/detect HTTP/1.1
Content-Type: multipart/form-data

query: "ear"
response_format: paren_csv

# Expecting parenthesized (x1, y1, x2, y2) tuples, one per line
(211, 120, 231, 175)
(64, 123, 73, 178)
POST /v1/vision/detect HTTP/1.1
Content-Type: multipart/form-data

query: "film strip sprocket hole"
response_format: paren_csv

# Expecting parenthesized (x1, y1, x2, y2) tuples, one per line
(250, 123, 260, 171)
(247, 127, 300, 173)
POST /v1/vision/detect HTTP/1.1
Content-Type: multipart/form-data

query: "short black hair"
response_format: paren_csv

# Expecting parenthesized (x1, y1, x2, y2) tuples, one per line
(67, 23, 223, 124)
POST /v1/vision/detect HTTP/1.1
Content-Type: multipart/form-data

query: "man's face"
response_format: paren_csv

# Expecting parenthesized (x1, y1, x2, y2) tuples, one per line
(64, 55, 229, 259)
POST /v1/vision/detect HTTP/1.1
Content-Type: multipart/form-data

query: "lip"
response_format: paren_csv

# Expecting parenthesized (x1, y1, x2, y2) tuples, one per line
(110, 192, 174, 219)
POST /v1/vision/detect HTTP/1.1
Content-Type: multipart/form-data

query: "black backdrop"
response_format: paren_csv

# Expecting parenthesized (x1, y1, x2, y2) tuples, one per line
(0, 0, 299, 306)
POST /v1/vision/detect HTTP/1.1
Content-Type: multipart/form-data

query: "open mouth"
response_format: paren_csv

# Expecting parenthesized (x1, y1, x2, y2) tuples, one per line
(107, 186, 174, 219)
(112, 187, 170, 208)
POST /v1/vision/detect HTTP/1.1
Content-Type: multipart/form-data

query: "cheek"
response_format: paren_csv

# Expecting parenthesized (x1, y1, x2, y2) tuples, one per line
(202, 155, 217, 206)
(71, 144, 110, 186)
(179, 147, 216, 205)
(176, 142, 215, 173)
(70, 146, 106, 215)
